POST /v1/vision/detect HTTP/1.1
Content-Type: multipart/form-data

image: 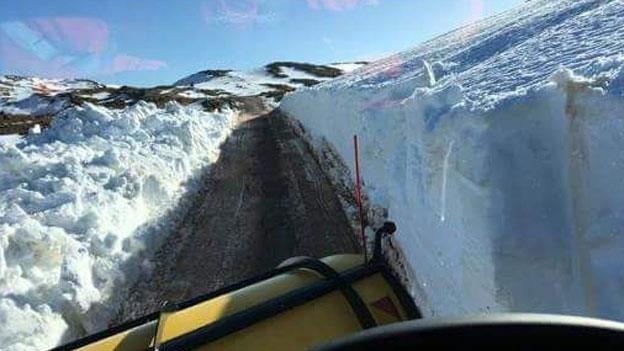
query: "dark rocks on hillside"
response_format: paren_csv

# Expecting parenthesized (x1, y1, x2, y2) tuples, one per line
(265, 62, 343, 79)
(196, 69, 232, 78)
(289, 78, 321, 87)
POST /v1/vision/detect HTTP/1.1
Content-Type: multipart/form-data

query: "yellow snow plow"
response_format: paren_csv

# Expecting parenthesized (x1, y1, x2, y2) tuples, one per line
(53, 222, 420, 351)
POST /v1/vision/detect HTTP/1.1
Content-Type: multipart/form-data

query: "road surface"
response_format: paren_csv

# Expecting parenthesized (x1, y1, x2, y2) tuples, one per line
(114, 104, 359, 323)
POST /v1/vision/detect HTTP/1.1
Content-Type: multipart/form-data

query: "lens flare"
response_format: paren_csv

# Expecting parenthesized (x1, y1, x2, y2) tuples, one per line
(201, 0, 275, 26)
(112, 54, 167, 73)
(306, 0, 378, 12)
(468, 0, 485, 23)
(0, 17, 167, 78)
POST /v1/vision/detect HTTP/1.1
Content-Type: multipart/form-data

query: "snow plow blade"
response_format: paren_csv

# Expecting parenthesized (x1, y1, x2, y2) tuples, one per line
(53, 223, 419, 351)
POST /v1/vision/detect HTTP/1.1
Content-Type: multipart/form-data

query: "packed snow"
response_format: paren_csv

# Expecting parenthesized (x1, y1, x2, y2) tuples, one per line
(0, 102, 234, 350)
(282, 0, 624, 320)
(0, 134, 21, 146)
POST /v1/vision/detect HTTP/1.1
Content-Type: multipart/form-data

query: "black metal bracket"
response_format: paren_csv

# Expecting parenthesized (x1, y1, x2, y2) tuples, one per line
(372, 221, 397, 263)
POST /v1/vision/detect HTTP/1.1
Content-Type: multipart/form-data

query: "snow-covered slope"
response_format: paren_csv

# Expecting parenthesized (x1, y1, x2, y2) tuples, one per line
(0, 76, 105, 116)
(0, 76, 103, 103)
(0, 76, 224, 119)
(0, 102, 235, 350)
(0, 61, 366, 126)
(174, 61, 367, 97)
(282, 0, 624, 320)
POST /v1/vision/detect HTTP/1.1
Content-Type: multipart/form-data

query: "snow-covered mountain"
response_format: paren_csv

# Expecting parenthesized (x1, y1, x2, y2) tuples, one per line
(282, 0, 624, 320)
(0, 76, 104, 116)
(0, 61, 366, 135)
(174, 61, 366, 97)
(0, 76, 232, 135)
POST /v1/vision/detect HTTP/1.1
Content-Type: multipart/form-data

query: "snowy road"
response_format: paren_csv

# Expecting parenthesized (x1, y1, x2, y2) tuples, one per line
(113, 104, 359, 324)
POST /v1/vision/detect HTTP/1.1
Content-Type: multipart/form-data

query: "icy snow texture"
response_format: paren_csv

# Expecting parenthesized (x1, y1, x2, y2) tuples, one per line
(282, 0, 624, 320)
(0, 102, 234, 350)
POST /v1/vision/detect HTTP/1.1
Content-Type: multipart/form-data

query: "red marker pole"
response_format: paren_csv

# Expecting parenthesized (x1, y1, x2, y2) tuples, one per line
(353, 135, 367, 262)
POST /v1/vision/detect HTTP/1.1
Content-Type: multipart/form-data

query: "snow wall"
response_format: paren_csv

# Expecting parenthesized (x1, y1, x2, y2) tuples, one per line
(282, 66, 624, 320)
(0, 102, 234, 350)
(282, 0, 624, 322)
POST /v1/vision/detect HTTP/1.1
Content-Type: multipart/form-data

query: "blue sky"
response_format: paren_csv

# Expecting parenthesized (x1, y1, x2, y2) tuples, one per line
(0, 0, 523, 86)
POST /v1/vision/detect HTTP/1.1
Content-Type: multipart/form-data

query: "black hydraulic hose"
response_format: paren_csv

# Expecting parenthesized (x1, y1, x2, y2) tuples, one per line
(286, 257, 377, 329)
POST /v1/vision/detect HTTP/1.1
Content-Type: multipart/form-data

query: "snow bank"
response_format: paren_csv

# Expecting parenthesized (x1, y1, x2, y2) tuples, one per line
(281, 0, 624, 320)
(0, 102, 234, 350)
